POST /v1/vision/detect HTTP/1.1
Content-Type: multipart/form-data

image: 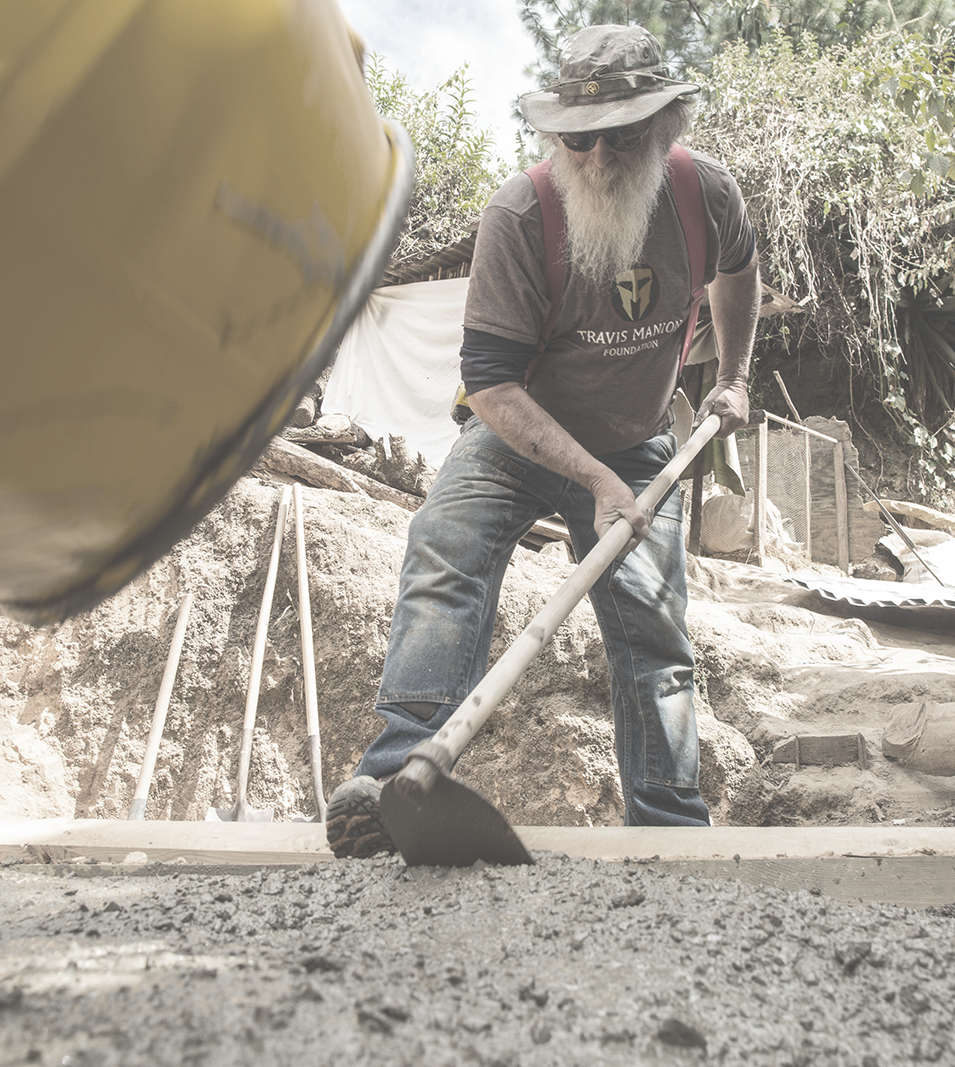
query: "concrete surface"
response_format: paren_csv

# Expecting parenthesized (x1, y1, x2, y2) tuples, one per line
(2, 850, 954, 1066)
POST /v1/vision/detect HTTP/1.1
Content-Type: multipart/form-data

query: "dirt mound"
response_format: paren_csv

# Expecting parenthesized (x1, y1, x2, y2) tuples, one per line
(1, 476, 954, 828)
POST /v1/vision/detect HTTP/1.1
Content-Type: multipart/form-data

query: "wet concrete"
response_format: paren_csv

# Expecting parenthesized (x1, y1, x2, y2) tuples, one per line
(2, 853, 953, 1065)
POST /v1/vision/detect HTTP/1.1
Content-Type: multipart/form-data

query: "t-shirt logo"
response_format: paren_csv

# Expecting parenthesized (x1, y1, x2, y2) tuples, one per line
(610, 265, 659, 323)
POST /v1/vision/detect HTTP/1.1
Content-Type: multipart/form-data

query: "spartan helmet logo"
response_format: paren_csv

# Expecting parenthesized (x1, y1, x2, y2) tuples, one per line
(610, 265, 659, 322)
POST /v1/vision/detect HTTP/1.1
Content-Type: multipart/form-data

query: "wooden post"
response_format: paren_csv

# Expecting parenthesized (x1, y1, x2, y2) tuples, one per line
(803, 431, 812, 558)
(687, 371, 706, 557)
(754, 419, 768, 564)
(688, 453, 705, 556)
(128, 593, 194, 820)
(832, 442, 850, 574)
(773, 370, 803, 423)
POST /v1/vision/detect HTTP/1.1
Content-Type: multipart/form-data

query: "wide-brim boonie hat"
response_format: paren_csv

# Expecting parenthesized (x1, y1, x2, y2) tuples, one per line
(519, 24, 700, 134)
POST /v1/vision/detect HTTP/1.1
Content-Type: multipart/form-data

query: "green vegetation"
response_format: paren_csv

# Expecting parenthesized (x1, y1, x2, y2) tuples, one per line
(518, 0, 955, 78)
(518, 4, 955, 497)
(364, 55, 509, 260)
(688, 30, 955, 495)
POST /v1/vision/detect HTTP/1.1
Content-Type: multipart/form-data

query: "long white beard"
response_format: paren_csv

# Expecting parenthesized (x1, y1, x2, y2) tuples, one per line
(550, 111, 684, 289)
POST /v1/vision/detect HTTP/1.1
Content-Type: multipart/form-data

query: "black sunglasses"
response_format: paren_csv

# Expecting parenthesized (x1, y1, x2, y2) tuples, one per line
(557, 118, 654, 153)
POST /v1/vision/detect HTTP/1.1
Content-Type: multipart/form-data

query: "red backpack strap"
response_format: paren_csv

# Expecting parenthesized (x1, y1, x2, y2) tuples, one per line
(667, 144, 707, 373)
(524, 159, 566, 386)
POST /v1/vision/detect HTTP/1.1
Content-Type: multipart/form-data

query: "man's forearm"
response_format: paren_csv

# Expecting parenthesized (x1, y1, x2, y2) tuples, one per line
(707, 257, 761, 387)
(466, 381, 651, 542)
(694, 257, 761, 436)
(467, 381, 608, 494)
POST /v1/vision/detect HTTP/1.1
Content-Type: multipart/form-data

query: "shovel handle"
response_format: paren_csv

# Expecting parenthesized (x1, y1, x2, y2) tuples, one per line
(400, 414, 721, 786)
(293, 482, 326, 821)
(235, 484, 292, 806)
(128, 593, 193, 820)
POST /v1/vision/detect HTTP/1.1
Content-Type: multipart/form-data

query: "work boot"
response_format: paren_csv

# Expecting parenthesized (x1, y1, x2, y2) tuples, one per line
(326, 775, 397, 859)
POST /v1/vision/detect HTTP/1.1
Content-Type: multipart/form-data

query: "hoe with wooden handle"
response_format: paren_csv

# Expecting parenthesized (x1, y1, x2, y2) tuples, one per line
(379, 415, 721, 867)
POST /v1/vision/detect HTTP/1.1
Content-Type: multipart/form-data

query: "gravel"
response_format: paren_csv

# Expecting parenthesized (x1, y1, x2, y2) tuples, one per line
(1, 853, 953, 1066)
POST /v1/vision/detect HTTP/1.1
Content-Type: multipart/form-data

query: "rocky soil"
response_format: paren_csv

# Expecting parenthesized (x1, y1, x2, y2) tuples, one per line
(2, 474, 954, 831)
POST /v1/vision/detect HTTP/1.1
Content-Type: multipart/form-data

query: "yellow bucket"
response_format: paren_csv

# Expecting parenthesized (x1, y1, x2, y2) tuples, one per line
(0, 0, 413, 624)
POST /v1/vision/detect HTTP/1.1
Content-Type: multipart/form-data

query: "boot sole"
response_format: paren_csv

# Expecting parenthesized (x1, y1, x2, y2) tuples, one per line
(326, 779, 397, 859)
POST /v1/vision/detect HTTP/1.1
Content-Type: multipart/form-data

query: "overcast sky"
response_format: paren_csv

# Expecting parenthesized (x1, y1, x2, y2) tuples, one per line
(337, 0, 540, 158)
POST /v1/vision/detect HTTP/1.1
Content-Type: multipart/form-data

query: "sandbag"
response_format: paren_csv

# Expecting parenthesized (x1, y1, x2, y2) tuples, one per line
(882, 701, 955, 776)
(699, 493, 801, 556)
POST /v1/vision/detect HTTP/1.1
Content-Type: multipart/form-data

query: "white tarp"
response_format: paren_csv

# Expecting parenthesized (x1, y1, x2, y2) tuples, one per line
(324, 277, 469, 467)
(880, 527, 955, 586)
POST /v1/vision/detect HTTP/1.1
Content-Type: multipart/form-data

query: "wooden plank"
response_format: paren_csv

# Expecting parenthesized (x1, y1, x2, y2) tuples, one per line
(3, 822, 953, 910)
(529, 516, 571, 543)
(6, 820, 955, 863)
(660, 856, 955, 909)
(688, 452, 704, 556)
(0, 819, 332, 867)
(862, 497, 955, 534)
(803, 431, 812, 558)
(516, 824, 955, 861)
(283, 429, 359, 447)
(765, 412, 838, 443)
(772, 733, 866, 768)
(833, 441, 850, 573)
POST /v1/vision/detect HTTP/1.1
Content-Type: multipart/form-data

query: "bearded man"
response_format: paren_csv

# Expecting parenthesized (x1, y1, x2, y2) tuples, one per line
(327, 24, 761, 856)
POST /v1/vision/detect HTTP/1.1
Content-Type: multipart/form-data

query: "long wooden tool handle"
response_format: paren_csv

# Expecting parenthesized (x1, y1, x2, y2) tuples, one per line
(293, 482, 326, 821)
(413, 414, 721, 773)
(128, 592, 194, 820)
(235, 483, 292, 804)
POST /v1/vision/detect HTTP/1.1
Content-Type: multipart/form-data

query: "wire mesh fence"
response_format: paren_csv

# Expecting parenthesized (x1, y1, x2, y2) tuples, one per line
(692, 413, 866, 570)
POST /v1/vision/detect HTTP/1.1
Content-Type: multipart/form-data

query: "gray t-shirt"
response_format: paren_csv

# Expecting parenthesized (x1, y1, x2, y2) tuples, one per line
(462, 147, 754, 455)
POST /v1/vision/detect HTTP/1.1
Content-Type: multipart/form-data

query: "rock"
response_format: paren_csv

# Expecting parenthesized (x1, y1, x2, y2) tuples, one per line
(697, 711, 758, 819)
(656, 1017, 707, 1051)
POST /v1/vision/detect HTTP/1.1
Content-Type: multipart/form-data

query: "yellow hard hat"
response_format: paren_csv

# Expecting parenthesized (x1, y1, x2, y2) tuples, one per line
(0, 0, 413, 623)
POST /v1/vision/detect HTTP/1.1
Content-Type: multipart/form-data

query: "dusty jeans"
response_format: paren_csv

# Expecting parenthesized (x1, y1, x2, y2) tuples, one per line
(356, 417, 709, 827)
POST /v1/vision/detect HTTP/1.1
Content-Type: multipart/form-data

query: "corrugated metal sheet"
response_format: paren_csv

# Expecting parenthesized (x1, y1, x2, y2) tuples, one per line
(785, 574, 955, 609)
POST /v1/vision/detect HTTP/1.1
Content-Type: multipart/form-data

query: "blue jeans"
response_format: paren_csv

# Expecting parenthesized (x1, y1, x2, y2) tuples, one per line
(356, 417, 709, 827)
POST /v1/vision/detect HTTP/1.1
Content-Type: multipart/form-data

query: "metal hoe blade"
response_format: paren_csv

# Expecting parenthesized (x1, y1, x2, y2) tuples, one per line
(380, 773, 532, 867)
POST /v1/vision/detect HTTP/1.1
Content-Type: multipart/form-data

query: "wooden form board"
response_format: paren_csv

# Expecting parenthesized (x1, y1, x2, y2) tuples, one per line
(651, 856, 955, 910)
(2, 821, 954, 909)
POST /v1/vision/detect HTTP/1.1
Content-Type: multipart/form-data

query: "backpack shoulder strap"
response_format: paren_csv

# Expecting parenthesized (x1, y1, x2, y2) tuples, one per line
(666, 144, 707, 373)
(524, 159, 565, 386)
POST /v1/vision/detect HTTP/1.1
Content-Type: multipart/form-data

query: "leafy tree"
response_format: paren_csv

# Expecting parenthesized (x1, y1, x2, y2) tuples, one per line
(364, 56, 509, 261)
(689, 29, 955, 495)
(518, 0, 955, 80)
